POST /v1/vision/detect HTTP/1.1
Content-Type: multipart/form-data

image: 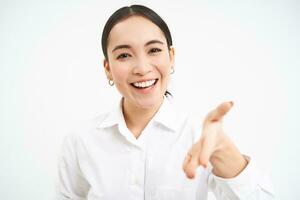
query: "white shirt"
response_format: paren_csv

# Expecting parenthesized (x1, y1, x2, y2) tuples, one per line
(56, 97, 275, 200)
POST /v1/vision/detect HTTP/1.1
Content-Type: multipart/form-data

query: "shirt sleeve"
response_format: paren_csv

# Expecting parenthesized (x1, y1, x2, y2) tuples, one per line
(55, 134, 90, 200)
(207, 156, 275, 199)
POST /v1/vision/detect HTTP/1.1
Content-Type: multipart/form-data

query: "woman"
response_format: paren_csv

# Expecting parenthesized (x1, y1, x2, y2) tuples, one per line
(56, 5, 275, 199)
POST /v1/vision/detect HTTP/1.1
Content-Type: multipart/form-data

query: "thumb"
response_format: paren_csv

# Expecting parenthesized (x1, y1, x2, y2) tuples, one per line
(204, 101, 233, 124)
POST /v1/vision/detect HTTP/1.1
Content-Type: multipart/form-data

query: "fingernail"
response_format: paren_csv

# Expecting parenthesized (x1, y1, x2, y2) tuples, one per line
(229, 101, 234, 107)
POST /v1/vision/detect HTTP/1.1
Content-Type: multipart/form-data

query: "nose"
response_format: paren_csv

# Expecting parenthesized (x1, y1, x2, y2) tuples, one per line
(132, 56, 152, 76)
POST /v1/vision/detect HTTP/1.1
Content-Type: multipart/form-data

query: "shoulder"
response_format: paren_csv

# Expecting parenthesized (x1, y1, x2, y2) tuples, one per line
(63, 112, 111, 144)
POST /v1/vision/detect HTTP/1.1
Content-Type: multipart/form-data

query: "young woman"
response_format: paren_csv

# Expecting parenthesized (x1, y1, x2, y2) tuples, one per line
(56, 5, 275, 199)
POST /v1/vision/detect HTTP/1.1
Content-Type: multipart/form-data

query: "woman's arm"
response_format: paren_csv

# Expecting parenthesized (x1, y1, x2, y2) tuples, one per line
(182, 102, 275, 199)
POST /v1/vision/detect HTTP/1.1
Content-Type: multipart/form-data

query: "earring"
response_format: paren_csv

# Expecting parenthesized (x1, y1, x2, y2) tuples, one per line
(170, 68, 175, 74)
(108, 79, 114, 86)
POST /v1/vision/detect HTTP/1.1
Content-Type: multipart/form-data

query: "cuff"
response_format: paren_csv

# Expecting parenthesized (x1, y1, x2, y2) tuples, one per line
(208, 155, 274, 199)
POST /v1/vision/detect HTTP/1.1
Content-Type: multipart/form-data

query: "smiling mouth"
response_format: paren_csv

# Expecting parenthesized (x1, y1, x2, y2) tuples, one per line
(131, 79, 158, 89)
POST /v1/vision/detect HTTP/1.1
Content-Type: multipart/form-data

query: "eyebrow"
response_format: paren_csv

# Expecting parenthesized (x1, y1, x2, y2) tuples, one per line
(112, 39, 164, 52)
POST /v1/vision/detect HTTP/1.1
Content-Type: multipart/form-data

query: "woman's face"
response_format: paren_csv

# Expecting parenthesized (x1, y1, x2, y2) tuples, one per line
(104, 15, 174, 109)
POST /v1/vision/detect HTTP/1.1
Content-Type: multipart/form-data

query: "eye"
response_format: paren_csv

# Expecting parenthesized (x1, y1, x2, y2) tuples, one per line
(117, 53, 131, 60)
(149, 48, 162, 54)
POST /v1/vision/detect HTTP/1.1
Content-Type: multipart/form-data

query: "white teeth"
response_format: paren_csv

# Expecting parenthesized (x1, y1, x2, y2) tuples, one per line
(133, 79, 156, 88)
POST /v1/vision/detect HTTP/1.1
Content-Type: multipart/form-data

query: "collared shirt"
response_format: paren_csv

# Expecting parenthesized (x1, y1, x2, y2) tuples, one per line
(55, 97, 275, 200)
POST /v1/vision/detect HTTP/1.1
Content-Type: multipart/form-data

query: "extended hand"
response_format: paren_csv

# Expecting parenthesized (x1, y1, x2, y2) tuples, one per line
(182, 102, 248, 179)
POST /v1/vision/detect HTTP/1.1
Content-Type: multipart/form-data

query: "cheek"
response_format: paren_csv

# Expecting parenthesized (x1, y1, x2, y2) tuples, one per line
(154, 55, 172, 75)
(110, 64, 130, 84)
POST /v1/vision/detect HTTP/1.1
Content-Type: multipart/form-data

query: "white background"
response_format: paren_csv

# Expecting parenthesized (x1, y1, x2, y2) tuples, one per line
(0, 0, 299, 199)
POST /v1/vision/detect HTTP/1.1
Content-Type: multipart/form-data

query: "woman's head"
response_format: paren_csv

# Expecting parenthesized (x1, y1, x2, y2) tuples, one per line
(101, 5, 175, 109)
(101, 5, 173, 60)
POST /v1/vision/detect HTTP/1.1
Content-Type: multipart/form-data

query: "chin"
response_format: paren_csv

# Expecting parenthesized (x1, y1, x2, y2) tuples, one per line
(135, 96, 163, 110)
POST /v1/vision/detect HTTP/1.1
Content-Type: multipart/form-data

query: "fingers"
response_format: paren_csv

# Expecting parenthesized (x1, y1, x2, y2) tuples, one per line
(182, 140, 202, 179)
(199, 124, 219, 167)
(183, 102, 234, 179)
(183, 125, 220, 179)
(204, 101, 233, 124)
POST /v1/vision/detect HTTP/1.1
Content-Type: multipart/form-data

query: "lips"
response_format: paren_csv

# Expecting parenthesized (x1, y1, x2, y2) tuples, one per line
(131, 79, 158, 89)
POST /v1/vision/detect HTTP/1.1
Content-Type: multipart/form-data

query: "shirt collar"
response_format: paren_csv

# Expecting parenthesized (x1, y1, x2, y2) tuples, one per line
(151, 96, 181, 132)
(96, 99, 124, 128)
(97, 97, 181, 132)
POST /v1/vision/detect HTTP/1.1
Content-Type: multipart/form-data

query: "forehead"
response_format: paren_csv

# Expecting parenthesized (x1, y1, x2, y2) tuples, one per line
(107, 15, 166, 49)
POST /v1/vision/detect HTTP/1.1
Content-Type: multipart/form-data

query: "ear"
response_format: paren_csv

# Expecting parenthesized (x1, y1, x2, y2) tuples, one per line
(169, 46, 175, 68)
(103, 59, 113, 80)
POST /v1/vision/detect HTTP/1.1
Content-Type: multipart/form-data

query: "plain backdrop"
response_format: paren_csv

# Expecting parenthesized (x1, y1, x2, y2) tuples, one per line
(0, 0, 299, 199)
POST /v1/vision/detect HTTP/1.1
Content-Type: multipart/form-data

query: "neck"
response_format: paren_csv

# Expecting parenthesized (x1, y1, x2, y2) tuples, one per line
(122, 97, 163, 138)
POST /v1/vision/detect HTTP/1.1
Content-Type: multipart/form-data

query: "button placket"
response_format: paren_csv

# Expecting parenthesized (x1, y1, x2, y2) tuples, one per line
(130, 147, 146, 188)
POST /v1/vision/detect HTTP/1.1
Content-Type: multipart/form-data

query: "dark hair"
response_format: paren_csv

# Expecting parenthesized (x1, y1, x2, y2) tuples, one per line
(101, 4, 173, 97)
(101, 4, 173, 60)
